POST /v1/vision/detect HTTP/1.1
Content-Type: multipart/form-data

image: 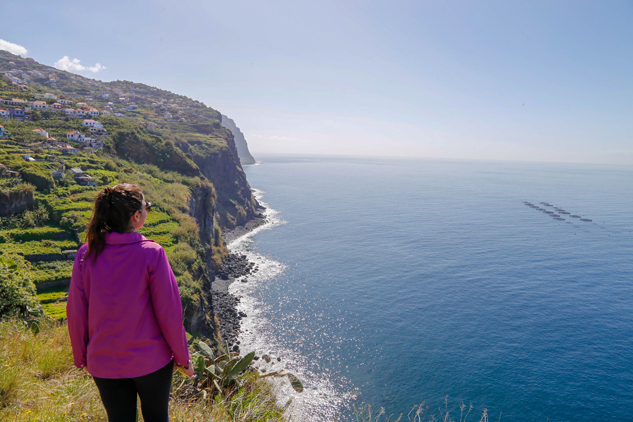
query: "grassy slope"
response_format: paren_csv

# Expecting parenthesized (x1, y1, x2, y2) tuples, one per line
(0, 319, 285, 422)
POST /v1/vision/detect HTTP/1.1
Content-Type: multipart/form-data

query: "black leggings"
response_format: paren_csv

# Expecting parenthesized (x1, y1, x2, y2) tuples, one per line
(93, 359, 174, 422)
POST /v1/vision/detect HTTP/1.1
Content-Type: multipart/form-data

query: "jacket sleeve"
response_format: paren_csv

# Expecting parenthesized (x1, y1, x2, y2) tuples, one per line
(149, 247, 190, 367)
(67, 248, 88, 368)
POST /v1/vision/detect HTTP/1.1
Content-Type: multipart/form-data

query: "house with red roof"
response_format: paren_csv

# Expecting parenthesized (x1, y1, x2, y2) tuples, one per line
(61, 145, 78, 155)
(32, 128, 49, 138)
(66, 131, 85, 142)
(31, 101, 48, 110)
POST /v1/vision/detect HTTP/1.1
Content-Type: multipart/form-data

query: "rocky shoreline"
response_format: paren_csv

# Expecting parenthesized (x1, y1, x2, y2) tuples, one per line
(211, 214, 267, 352)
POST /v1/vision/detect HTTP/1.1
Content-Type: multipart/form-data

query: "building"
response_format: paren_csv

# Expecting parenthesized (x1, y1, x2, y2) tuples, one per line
(69, 168, 83, 177)
(75, 174, 96, 186)
(64, 108, 76, 117)
(0, 125, 7, 138)
(0, 110, 8, 119)
(10, 108, 31, 121)
(90, 127, 107, 136)
(66, 131, 85, 142)
(87, 108, 100, 117)
(81, 119, 102, 128)
(164, 112, 172, 119)
(76, 109, 86, 118)
(34, 93, 57, 100)
(22, 154, 36, 162)
(61, 145, 78, 155)
(51, 103, 63, 110)
(58, 98, 73, 105)
(31, 101, 49, 110)
(32, 128, 49, 138)
(2, 98, 27, 106)
(127, 104, 138, 111)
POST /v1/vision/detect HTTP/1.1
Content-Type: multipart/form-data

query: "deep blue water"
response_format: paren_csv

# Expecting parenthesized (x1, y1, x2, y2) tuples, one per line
(230, 155, 633, 421)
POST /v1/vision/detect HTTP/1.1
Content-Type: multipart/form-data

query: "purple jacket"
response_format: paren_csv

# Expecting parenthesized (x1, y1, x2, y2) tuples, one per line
(67, 232, 190, 378)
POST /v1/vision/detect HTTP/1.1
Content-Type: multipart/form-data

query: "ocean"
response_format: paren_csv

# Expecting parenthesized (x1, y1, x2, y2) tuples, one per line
(228, 155, 633, 421)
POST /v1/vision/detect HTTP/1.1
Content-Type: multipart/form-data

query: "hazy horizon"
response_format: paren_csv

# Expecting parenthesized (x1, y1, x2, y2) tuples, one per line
(2, 0, 632, 165)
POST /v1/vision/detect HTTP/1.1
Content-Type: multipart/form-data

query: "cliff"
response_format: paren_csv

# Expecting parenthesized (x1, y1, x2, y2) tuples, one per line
(221, 114, 256, 165)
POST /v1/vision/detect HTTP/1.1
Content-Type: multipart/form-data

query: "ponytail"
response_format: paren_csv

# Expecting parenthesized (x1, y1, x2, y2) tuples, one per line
(85, 184, 144, 262)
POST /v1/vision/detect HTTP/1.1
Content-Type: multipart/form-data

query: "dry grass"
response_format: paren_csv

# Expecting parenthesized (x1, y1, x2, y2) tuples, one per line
(355, 397, 491, 422)
(0, 319, 285, 421)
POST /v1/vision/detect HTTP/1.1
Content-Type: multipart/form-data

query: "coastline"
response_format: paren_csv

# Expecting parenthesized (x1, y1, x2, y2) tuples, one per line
(211, 212, 268, 350)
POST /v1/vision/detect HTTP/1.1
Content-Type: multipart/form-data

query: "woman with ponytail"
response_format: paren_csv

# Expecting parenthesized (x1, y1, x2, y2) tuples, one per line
(67, 183, 193, 422)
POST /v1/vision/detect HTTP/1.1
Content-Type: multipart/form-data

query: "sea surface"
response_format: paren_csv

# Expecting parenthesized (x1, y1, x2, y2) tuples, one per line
(228, 155, 633, 421)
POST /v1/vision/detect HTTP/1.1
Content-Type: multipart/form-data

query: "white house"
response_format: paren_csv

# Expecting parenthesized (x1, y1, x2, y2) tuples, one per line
(82, 119, 103, 129)
(64, 108, 76, 117)
(66, 131, 85, 142)
(32, 128, 49, 138)
(31, 101, 48, 110)
(58, 98, 73, 105)
(101, 93, 109, 99)
(87, 108, 100, 117)
(101, 110, 111, 116)
(164, 112, 172, 119)
(76, 109, 87, 118)
(90, 127, 107, 136)
(127, 103, 138, 111)
(0, 109, 9, 118)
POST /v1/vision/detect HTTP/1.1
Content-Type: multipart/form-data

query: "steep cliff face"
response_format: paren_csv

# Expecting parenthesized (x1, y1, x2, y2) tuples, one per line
(220, 115, 256, 165)
(176, 125, 260, 229)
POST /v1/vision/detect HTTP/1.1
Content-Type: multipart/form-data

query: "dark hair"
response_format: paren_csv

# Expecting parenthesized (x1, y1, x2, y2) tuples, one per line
(85, 183, 144, 262)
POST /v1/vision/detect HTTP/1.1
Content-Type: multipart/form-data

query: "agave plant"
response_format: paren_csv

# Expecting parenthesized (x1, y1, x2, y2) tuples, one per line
(191, 340, 254, 393)
(190, 340, 303, 395)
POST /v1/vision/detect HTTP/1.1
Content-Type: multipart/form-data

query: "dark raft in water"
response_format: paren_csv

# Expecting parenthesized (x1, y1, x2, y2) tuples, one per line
(554, 217, 565, 221)
(544, 211, 554, 214)
(580, 218, 592, 222)
(551, 214, 560, 217)
(561, 212, 570, 215)
(571, 215, 581, 218)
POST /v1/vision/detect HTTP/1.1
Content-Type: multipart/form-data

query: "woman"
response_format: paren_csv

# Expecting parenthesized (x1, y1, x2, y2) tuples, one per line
(67, 183, 194, 422)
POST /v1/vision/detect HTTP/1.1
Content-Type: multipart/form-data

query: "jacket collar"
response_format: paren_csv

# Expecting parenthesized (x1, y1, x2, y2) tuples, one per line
(105, 231, 149, 245)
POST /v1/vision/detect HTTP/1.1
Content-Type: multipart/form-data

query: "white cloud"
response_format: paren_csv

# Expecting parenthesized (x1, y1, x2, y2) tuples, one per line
(0, 39, 28, 56)
(54, 56, 106, 73)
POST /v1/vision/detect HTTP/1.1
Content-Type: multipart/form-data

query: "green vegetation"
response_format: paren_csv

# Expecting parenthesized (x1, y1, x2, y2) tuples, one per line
(0, 254, 39, 318)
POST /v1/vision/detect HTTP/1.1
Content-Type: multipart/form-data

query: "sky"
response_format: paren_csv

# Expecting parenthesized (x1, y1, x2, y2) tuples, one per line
(1, 0, 632, 164)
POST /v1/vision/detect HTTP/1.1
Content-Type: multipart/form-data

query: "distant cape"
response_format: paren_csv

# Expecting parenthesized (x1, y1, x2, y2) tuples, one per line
(221, 114, 256, 165)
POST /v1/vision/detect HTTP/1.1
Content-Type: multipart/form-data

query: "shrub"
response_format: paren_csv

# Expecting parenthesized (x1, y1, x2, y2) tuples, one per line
(171, 217, 199, 245)
(167, 242, 197, 276)
(60, 212, 83, 230)
(104, 160, 118, 171)
(20, 203, 49, 228)
(0, 254, 39, 318)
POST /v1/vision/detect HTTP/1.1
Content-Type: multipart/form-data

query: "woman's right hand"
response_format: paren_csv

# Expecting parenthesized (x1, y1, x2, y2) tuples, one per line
(176, 360, 194, 378)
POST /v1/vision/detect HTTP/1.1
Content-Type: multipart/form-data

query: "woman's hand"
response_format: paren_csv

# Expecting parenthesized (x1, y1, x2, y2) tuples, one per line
(176, 360, 194, 378)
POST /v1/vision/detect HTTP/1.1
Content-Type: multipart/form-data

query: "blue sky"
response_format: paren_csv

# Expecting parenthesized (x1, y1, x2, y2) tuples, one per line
(2, 0, 632, 164)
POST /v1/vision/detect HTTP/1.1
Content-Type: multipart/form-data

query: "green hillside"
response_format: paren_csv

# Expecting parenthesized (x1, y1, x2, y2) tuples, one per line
(0, 52, 258, 338)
